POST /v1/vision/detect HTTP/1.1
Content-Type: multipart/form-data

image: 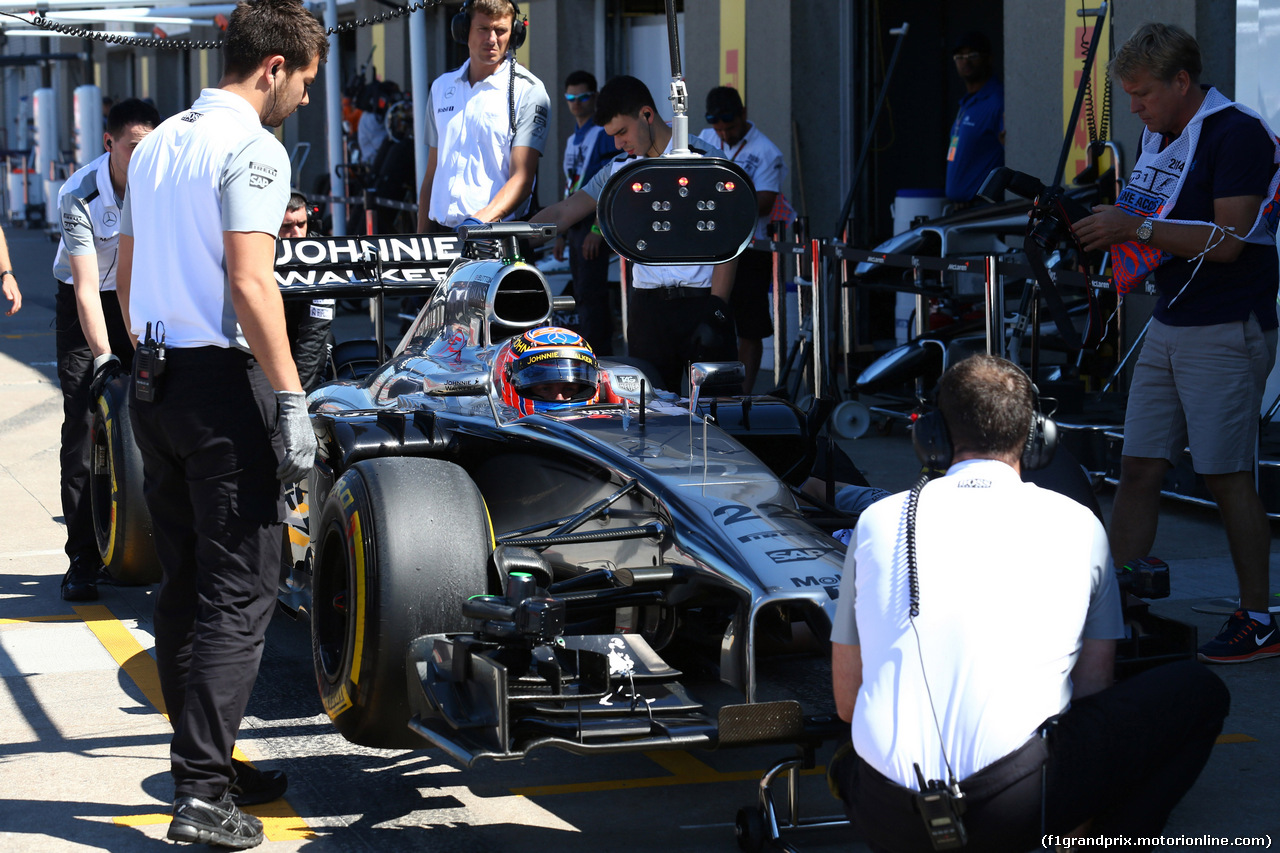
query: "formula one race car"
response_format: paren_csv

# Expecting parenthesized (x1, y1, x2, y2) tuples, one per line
(93, 222, 852, 763)
(289, 223, 847, 758)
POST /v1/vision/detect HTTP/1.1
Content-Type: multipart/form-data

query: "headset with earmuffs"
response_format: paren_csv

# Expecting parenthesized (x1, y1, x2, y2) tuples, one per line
(911, 385, 1057, 472)
(451, 0, 527, 50)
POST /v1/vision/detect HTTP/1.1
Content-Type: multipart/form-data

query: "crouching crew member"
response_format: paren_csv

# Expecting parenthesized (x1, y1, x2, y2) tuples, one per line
(53, 97, 159, 600)
(116, 0, 325, 846)
(830, 355, 1228, 852)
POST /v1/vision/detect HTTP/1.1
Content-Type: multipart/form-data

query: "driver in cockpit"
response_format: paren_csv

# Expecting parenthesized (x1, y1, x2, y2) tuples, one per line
(495, 326, 601, 415)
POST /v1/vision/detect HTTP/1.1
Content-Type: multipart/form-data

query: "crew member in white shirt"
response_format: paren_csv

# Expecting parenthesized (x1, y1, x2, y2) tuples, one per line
(415, 0, 550, 231)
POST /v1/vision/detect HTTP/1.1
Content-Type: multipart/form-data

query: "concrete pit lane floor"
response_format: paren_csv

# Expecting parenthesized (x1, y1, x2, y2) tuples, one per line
(1, 227, 1277, 851)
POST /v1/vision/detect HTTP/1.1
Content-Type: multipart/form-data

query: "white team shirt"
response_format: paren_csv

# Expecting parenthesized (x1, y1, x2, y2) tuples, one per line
(424, 57, 550, 227)
(697, 122, 785, 240)
(121, 88, 291, 350)
(830, 458, 1123, 789)
(584, 135, 724, 289)
(53, 151, 124, 290)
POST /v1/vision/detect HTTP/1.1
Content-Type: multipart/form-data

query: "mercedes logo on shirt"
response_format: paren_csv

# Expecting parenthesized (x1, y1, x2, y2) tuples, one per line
(102, 210, 117, 227)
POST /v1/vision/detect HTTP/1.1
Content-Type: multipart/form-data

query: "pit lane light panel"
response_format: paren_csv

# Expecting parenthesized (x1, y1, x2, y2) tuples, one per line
(596, 157, 757, 265)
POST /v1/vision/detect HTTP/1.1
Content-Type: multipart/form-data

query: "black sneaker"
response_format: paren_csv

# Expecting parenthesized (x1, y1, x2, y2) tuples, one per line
(168, 791, 264, 849)
(60, 554, 100, 602)
(230, 758, 288, 806)
(1197, 610, 1280, 664)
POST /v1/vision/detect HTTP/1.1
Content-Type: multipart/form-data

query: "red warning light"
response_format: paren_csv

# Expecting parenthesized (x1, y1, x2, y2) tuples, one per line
(631, 182, 643, 192)
(678, 176, 689, 187)
(724, 181, 735, 191)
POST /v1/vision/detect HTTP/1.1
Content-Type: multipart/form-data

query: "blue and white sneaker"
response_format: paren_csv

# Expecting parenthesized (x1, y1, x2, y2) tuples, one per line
(1197, 610, 1280, 664)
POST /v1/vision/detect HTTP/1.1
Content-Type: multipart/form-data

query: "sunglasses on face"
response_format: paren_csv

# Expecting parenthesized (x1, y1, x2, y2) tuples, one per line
(706, 111, 739, 124)
(564, 92, 595, 103)
(953, 52, 982, 62)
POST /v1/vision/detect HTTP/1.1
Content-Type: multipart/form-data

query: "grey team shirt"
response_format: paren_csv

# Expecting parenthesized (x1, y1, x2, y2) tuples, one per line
(53, 151, 123, 288)
(121, 88, 291, 350)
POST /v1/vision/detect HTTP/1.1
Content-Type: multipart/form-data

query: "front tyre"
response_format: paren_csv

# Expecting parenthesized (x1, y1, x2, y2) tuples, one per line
(311, 457, 492, 748)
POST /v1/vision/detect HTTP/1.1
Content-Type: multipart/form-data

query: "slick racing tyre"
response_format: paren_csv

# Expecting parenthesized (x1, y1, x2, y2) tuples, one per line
(311, 457, 493, 749)
(89, 374, 161, 584)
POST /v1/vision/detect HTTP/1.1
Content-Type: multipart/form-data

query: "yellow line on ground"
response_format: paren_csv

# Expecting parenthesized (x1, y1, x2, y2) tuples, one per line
(0, 614, 81, 624)
(509, 750, 824, 797)
(1216, 733, 1258, 744)
(72, 604, 313, 841)
(74, 604, 168, 719)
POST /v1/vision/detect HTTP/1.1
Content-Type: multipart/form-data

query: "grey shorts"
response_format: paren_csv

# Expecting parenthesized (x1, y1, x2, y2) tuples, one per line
(1123, 316, 1277, 474)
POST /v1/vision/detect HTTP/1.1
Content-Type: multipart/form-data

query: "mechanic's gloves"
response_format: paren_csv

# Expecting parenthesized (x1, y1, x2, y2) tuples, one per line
(275, 390, 318, 484)
(688, 295, 737, 362)
(88, 352, 124, 411)
(458, 217, 484, 230)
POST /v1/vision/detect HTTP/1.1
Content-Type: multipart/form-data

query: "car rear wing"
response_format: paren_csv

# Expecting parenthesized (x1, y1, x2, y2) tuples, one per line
(274, 233, 464, 299)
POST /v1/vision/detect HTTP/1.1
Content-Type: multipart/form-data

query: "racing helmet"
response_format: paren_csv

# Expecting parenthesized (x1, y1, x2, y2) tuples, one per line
(496, 327, 600, 415)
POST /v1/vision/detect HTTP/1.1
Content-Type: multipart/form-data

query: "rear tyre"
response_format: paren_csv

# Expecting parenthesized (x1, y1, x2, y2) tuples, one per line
(90, 375, 161, 584)
(311, 457, 492, 748)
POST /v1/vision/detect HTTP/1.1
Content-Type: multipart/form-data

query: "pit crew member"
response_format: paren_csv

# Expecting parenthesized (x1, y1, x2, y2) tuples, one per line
(116, 0, 326, 845)
(554, 70, 618, 355)
(531, 75, 738, 392)
(53, 97, 159, 602)
(1073, 22, 1280, 664)
(697, 85, 786, 393)
(279, 192, 333, 392)
(415, 0, 550, 231)
(830, 354, 1228, 852)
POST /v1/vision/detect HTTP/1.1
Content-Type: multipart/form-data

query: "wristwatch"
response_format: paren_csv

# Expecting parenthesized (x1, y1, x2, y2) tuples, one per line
(1136, 218, 1154, 243)
(0, 270, 14, 281)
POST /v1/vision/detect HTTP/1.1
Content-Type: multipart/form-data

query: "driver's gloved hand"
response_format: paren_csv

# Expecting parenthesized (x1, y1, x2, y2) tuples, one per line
(275, 390, 318, 484)
(88, 353, 125, 411)
(688, 294, 737, 362)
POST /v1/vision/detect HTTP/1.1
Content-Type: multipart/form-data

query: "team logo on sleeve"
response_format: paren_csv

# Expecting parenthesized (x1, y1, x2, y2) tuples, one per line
(249, 161, 278, 189)
(181, 111, 203, 123)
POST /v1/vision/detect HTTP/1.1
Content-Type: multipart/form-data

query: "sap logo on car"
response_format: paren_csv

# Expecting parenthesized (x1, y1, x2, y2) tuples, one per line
(766, 546, 835, 564)
(791, 574, 841, 600)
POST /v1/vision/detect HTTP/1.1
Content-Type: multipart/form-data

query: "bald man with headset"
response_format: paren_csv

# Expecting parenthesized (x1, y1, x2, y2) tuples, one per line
(830, 355, 1227, 853)
(416, 0, 550, 231)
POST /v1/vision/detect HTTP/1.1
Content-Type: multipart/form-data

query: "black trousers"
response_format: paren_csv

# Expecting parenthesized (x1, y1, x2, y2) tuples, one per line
(566, 222, 614, 356)
(55, 283, 134, 562)
(283, 298, 333, 393)
(835, 660, 1229, 853)
(627, 287, 736, 392)
(129, 347, 284, 800)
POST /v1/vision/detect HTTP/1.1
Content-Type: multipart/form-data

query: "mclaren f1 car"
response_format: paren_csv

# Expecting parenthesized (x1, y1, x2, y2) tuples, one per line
(92, 221, 853, 763)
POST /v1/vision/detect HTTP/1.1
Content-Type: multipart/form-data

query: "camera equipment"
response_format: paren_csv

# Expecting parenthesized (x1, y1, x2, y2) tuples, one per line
(977, 167, 1093, 253)
(133, 321, 166, 403)
(913, 765, 969, 851)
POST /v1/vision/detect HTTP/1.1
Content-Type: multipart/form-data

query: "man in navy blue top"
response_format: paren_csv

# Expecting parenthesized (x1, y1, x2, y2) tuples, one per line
(553, 70, 618, 355)
(945, 32, 1004, 206)
(1075, 23, 1280, 665)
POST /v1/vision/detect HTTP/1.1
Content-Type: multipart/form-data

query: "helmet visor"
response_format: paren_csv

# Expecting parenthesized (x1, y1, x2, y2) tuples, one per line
(511, 359, 599, 403)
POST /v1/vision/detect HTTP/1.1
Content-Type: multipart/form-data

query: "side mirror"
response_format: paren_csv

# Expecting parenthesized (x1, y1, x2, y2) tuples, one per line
(689, 361, 746, 412)
(596, 156, 757, 265)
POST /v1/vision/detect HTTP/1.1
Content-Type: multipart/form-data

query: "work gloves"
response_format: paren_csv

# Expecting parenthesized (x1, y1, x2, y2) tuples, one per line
(688, 295, 737, 362)
(88, 353, 125, 411)
(275, 390, 318, 484)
